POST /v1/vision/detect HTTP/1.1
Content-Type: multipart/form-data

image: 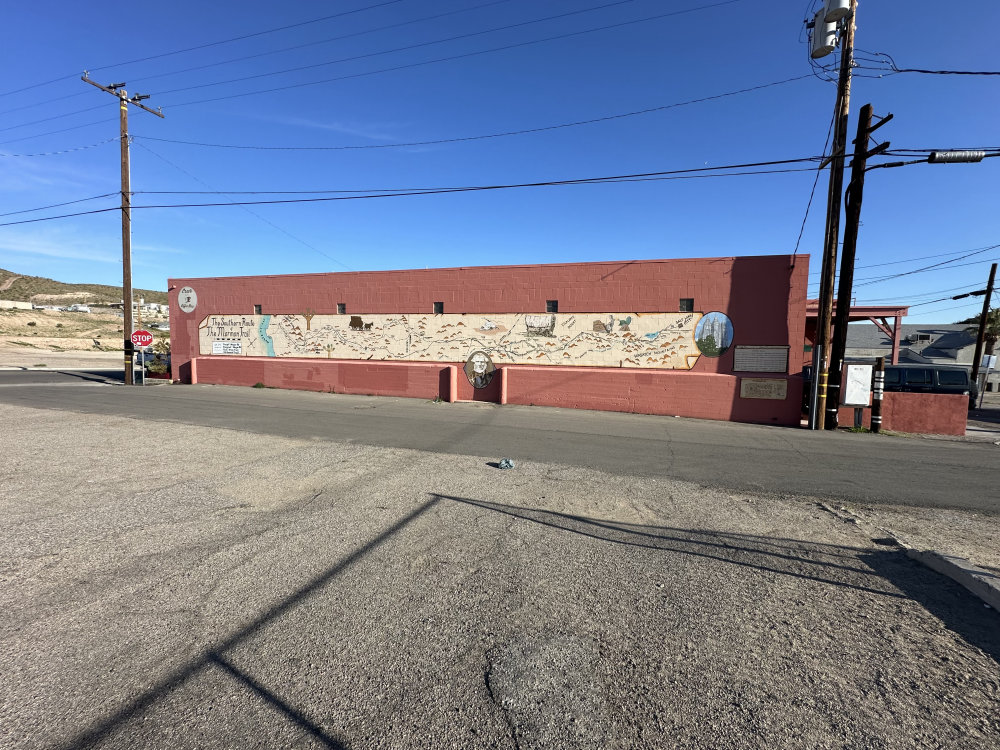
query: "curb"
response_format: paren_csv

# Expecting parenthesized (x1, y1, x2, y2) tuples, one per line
(907, 549, 1000, 611)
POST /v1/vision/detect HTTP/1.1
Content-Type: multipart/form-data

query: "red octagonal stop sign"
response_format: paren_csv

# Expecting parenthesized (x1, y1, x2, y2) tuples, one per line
(131, 329, 154, 348)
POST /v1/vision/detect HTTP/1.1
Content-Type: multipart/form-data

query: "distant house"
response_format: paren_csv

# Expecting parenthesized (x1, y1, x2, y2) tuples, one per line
(846, 323, 997, 391)
(0, 300, 32, 310)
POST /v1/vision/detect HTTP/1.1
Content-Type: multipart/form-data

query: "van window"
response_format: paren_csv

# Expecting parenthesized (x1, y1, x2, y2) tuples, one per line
(883, 369, 901, 387)
(937, 370, 968, 386)
(905, 369, 932, 386)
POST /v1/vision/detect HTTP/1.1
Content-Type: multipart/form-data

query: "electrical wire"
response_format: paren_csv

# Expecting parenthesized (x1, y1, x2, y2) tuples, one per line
(0, 118, 117, 146)
(120, 0, 520, 86)
(0, 104, 108, 135)
(164, 0, 747, 107)
(0, 192, 120, 217)
(792, 108, 835, 257)
(0, 155, 826, 228)
(133, 140, 354, 271)
(853, 245, 1000, 287)
(153, 0, 650, 98)
(0, 0, 413, 99)
(0, 139, 118, 158)
(808, 243, 1000, 280)
(134, 74, 813, 152)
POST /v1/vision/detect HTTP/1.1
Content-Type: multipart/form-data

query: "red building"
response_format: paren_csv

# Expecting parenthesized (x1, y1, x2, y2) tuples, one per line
(168, 254, 810, 426)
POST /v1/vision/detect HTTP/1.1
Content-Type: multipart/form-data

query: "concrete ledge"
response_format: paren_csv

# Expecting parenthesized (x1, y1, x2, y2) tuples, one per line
(907, 549, 1000, 610)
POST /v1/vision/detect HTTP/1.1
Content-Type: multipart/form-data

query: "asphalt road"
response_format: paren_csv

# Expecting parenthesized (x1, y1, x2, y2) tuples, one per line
(1, 369, 996, 513)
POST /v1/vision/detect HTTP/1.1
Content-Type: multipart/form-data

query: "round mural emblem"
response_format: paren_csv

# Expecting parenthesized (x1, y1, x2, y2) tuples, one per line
(464, 350, 496, 389)
(178, 286, 198, 314)
(695, 312, 734, 357)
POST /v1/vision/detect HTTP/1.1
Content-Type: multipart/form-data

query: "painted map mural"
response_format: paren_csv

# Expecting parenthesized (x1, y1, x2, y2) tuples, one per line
(199, 312, 705, 369)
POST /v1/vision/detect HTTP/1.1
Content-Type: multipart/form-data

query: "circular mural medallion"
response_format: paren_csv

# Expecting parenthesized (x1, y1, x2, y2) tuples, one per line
(178, 286, 198, 314)
(695, 312, 734, 357)
(464, 350, 496, 389)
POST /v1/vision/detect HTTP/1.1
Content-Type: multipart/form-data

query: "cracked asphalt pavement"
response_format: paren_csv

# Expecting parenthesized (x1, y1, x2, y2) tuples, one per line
(2, 403, 999, 749)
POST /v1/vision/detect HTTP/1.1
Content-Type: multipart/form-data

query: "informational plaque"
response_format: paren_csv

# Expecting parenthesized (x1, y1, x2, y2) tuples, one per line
(739, 378, 787, 400)
(732, 346, 789, 373)
(212, 341, 243, 355)
(842, 364, 873, 406)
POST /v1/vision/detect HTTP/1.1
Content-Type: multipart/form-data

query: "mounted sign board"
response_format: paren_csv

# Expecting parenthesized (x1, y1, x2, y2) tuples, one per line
(739, 378, 787, 400)
(212, 341, 242, 355)
(843, 364, 873, 406)
(178, 286, 198, 314)
(982, 355, 997, 369)
(130, 329, 154, 348)
(733, 346, 789, 373)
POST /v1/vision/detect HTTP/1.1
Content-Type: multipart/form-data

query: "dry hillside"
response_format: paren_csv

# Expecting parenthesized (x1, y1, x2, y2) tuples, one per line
(0, 268, 167, 305)
(0, 308, 169, 352)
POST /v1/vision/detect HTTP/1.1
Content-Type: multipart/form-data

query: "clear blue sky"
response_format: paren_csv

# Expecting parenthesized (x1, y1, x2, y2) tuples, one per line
(1, 0, 997, 323)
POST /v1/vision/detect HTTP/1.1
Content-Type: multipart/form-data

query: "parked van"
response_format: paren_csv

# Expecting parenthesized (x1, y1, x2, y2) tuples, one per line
(882, 364, 977, 402)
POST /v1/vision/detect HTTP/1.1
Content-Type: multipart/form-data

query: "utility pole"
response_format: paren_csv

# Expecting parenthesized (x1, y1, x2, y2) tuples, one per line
(827, 103, 892, 428)
(969, 263, 997, 406)
(82, 73, 164, 385)
(810, 0, 857, 430)
(813, 0, 858, 429)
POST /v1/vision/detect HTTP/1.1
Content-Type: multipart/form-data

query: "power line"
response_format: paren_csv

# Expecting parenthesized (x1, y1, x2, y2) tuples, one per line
(133, 140, 354, 271)
(165, 0, 747, 107)
(0, 192, 119, 218)
(853, 244, 1000, 287)
(0, 117, 117, 146)
(807, 242, 1000, 279)
(0, 0, 413, 99)
(120, 0, 520, 86)
(0, 104, 107, 134)
(154, 0, 650, 98)
(0, 155, 825, 228)
(136, 75, 812, 153)
(0, 139, 118, 158)
(792, 108, 835, 257)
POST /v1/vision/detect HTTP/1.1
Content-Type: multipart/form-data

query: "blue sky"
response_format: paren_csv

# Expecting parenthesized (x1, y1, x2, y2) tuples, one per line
(1, 0, 997, 323)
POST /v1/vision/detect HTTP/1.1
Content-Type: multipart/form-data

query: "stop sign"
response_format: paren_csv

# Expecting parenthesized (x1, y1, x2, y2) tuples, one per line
(131, 329, 154, 348)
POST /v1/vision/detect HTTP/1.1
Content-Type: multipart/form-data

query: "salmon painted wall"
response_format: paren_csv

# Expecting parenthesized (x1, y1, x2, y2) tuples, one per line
(838, 392, 967, 436)
(169, 255, 809, 425)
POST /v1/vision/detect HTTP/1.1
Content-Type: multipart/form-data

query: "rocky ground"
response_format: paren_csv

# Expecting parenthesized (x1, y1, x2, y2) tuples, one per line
(1, 402, 998, 749)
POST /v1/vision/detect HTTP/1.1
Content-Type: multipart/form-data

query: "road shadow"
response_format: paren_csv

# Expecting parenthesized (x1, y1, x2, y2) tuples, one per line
(440, 494, 1000, 665)
(55, 497, 442, 750)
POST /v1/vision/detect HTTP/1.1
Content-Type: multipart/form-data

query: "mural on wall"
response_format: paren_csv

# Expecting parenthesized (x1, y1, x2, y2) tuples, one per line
(464, 351, 496, 388)
(694, 312, 734, 357)
(198, 311, 706, 369)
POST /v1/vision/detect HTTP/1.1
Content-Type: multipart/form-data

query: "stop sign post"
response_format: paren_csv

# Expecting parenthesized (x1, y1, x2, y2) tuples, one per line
(131, 330, 153, 384)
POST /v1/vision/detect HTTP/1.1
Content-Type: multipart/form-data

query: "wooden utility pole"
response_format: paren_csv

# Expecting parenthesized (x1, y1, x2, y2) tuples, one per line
(969, 262, 997, 406)
(82, 73, 163, 385)
(812, 0, 857, 430)
(827, 104, 892, 428)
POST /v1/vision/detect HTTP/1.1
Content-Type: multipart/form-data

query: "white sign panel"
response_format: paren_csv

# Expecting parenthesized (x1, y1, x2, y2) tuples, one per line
(982, 354, 997, 369)
(843, 364, 873, 406)
(212, 341, 242, 355)
(178, 286, 198, 314)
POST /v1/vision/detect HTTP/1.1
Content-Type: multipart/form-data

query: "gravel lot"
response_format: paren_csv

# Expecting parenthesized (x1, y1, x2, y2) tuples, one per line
(1, 403, 998, 749)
